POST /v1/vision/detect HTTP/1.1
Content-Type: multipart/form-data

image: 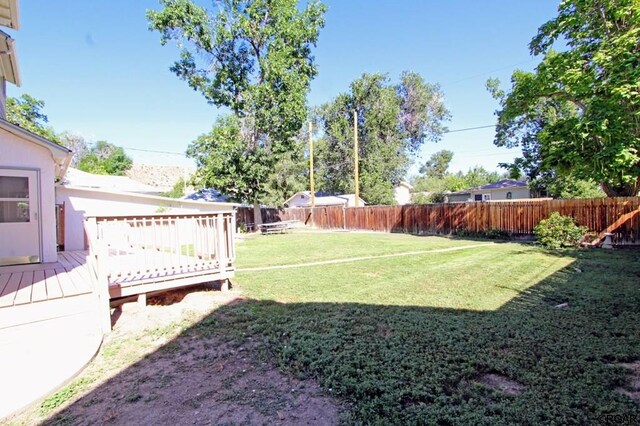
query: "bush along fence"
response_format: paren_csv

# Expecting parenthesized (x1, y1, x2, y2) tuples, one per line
(236, 197, 640, 244)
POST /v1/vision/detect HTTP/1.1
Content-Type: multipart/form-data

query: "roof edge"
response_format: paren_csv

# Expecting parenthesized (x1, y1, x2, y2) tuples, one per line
(0, 118, 70, 156)
(59, 184, 241, 207)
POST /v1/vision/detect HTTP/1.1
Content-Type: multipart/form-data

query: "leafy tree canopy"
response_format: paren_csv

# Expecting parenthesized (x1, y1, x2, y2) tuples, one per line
(419, 150, 453, 179)
(161, 177, 187, 198)
(489, 0, 640, 196)
(58, 132, 89, 167)
(77, 141, 133, 176)
(6, 94, 59, 143)
(315, 72, 450, 205)
(148, 0, 326, 208)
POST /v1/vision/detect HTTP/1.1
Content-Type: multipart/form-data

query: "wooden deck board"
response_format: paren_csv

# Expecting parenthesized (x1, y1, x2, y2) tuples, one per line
(55, 268, 81, 297)
(58, 252, 92, 294)
(0, 273, 22, 307)
(44, 269, 63, 300)
(31, 270, 48, 302)
(0, 273, 10, 296)
(13, 271, 34, 305)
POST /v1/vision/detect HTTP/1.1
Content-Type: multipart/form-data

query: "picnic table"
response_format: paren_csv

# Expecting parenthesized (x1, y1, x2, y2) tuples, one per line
(258, 220, 300, 235)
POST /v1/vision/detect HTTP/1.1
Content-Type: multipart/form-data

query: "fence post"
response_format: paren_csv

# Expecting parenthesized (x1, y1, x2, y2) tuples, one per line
(216, 213, 227, 274)
(87, 217, 112, 334)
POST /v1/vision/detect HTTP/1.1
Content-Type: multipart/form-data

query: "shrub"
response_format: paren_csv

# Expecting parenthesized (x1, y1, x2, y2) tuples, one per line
(534, 212, 588, 249)
(453, 227, 511, 240)
(484, 228, 511, 240)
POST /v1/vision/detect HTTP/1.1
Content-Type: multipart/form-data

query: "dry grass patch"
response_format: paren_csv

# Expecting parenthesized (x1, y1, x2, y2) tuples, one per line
(474, 373, 526, 396)
(616, 361, 640, 403)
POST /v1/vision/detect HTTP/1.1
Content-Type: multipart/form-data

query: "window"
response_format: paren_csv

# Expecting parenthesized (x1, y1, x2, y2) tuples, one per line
(506, 192, 512, 200)
(482, 194, 491, 202)
(474, 194, 482, 201)
(0, 176, 30, 223)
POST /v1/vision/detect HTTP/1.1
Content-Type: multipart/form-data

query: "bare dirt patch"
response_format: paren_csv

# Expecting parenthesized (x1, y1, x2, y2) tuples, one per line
(474, 373, 525, 395)
(15, 286, 339, 425)
(616, 361, 640, 403)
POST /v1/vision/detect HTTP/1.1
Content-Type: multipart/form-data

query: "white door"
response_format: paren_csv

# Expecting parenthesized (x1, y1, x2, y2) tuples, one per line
(0, 169, 41, 265)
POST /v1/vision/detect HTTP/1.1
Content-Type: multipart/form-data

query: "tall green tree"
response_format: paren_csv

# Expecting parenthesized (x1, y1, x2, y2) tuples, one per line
(148, 0, 326, 218)
(6, 94, 59, 143)
(316, 72, 450, 205)
(419, 150, 453, 179)
(58, 132, 88, 167)
(489, 0, 640, 196)
(77, 141, 133, 176)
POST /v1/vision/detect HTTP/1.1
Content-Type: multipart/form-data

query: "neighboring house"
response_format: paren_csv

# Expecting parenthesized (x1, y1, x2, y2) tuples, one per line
(447, 180, 531, 203)
(394, 181, 413, 205)
(285, 191, 366, 208)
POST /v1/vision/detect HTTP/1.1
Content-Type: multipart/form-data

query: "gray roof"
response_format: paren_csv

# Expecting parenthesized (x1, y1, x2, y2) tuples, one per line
(449, 179, 527, 195)
(476, 179, 527, 190)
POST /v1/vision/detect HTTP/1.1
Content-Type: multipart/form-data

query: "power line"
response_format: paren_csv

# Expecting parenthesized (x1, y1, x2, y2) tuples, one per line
(120, 146, 187, 156)
(444, 124, 495, 134)
(113, 123, 497, 157)
(440, 58, 537, 87)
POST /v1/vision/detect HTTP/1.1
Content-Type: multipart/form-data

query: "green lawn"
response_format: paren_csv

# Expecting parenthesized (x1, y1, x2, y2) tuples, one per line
(220, 232, 640, 424)
(235, 232, 487, 269)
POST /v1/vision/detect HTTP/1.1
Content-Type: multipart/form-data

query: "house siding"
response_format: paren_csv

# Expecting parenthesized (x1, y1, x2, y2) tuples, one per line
(470, 187, 530, 201)
(0, 128, 58, 262)
(394, 185, 412, 205)
(286, 193, 310, 208)
(447, 193, 471, 203)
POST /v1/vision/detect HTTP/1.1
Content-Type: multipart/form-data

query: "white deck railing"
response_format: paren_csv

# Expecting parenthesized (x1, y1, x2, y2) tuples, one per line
(84, 212, 236, 333)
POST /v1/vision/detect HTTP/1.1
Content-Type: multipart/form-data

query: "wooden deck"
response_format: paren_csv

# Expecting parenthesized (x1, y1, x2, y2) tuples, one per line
(105, 248, 235, 298)
(0, 252, 102, 419)
(0, 251, 93, 309)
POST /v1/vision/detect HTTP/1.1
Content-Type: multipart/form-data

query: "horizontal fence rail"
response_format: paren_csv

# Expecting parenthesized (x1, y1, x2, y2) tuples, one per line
(237, 197, 640, 244)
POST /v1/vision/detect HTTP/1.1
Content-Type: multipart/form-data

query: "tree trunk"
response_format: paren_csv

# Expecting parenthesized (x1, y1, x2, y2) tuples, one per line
(253, 201, 263, 226)
(601, 177, 640, 197)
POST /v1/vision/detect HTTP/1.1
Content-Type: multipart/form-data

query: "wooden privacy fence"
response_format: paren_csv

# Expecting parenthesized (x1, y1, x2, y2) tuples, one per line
(237, 197, 640, 244)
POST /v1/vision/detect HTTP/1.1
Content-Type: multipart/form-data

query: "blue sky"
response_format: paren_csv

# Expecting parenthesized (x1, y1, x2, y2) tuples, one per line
(9, 0, 559, 175)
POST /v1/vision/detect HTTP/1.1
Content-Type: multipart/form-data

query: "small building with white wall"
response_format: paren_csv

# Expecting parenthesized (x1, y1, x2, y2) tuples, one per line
(393, 181, 413, 205)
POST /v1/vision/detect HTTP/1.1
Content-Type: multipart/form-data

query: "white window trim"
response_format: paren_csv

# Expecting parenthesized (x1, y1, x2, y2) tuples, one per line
(482, 193, 491, 201)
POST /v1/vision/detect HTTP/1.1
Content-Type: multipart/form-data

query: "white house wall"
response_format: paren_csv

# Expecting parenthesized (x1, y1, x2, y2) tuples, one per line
(0, 128, 58, 262)
(471, 187, 530, 201)
(287, 193, 310, 208)
(56, 187, 235, 251)
(394, 186, 412, 205)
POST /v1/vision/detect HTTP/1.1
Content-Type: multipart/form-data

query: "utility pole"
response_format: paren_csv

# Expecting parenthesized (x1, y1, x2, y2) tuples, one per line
(309, 121, 315, 208)
(353, 110, 360, 207)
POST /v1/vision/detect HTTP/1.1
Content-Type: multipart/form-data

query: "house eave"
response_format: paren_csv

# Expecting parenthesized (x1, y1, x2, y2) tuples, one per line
(58, 185, 241, 208)
(0, 118, 71, 180)
(0, 0, 19, 30)
(0, 29, 19, 86)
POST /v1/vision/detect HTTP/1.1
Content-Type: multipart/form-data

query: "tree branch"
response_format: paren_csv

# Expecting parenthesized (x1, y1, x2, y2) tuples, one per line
(544, 92, 587, 112)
